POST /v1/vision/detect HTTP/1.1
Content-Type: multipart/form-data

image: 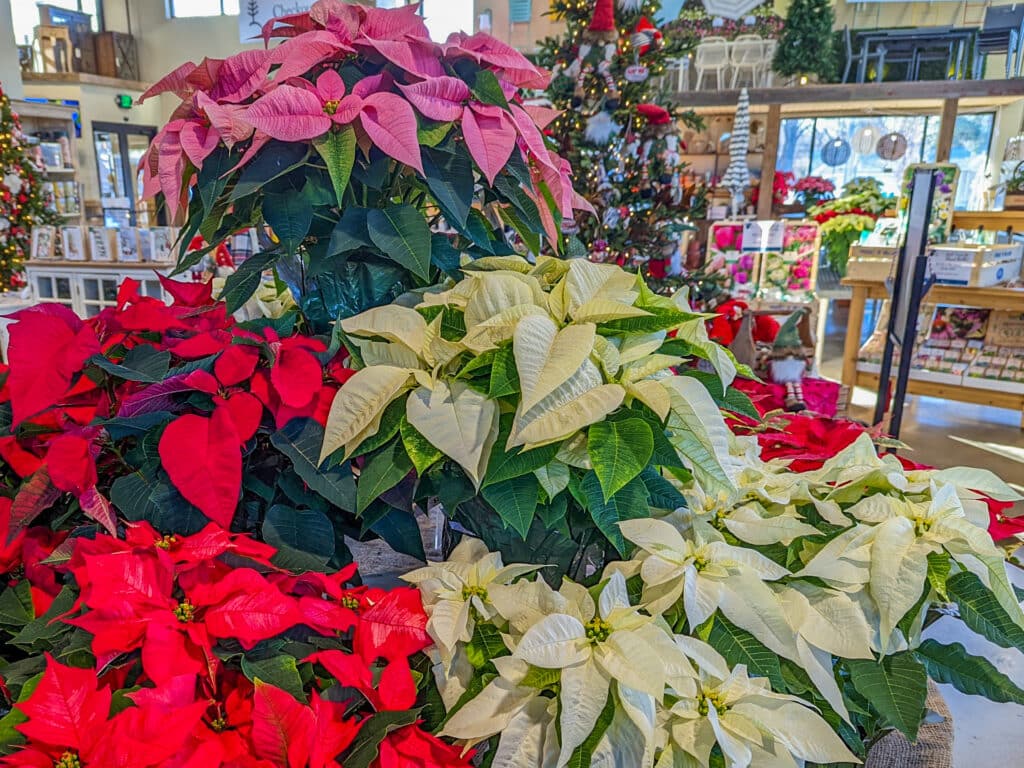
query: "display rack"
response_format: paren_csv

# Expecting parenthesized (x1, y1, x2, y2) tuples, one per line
(12, 99, 85, 231)
(840, 277, 1024, 427)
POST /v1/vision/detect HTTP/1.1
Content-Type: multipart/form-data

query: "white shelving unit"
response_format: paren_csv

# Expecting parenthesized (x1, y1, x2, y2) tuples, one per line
(25, 261, 176, 318)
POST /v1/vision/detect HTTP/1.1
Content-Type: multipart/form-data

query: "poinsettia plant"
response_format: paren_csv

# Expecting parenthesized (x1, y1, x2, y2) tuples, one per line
(0, 277, 424, 571)
(140, 1, 592, 329)
(0, 519, 469, 768)
(318, 256, 756, 578)
(409, 434, 1024, 766)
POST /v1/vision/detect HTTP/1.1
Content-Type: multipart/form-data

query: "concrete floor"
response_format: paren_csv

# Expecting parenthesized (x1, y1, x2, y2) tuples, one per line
(823, 300, 1024, 766)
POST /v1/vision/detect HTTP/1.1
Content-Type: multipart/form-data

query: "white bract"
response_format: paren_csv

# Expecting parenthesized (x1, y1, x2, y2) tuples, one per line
(662, 638, 860, 768)
(403, 539, 540, 667)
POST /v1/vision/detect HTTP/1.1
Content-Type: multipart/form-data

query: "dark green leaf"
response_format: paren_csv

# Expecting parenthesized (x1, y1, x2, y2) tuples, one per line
(263, 190, 313, 255)
(327, 207, 371, 255)
(423, 145, 473, 228)
(488, 345, 519, 398)
(481, 474, 540, 540)
(366, 506, 425, 561)
(230, 141, 309, 201)
(349, 399, 405, 457)
(917, 638, 1024, 704)
(89, 345, 170, 383)
(639, 467, 687, 511)
(356, 441, 412, 514)
(220, 249, 281, 314)
(400, 417, 444, 476)
(262, 505, 335, 571)
(472, 69, 510, 109)
(367, 204, 432, 281)
(417, 120, 452, 147)
(97, 412, 173, 440)
(0, 671, 40, 750)
(341, 708, 421, 768)
(0, 580, 33, 627)
(947, 570, 1024, 652)
(242, 654, 305, 700)
(109, 472, 160, 525)
(197, 147, 236, 214)
(271, 418, 357, 511)
(10, 586, 76, 651)
(587, 419, 654, 501)
(847, 652, 928, 741)
(313, 126, 357, 206)
(484, 443, 560, 487)
(431, 233, 462, 278)
(580, 471, 649, 555)
(707, 615, 785, 690)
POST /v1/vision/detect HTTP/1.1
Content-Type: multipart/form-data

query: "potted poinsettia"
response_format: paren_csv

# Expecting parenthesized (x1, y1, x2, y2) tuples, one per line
(318, 256, 754, 579)
(140, 1, 591, 329)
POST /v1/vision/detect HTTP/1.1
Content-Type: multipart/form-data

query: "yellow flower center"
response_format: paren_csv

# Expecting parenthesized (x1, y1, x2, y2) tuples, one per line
(209, 716, 227, 732)
(155, 535, 178, 550)
(323, 99, 340, 115)
(341, 595, 360, 611)
(584, 617, 612, 643)
(914, 515, 934, 536)
(54, 752, 81, 768)
(692, 555, 709, 572)
(174, 599, 196, 623)
(462, 585, 488, 602)
(698, 691, 728, 716)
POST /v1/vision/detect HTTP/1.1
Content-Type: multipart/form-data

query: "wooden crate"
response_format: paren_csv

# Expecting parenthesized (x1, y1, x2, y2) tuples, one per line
(95, 31, 139, 81)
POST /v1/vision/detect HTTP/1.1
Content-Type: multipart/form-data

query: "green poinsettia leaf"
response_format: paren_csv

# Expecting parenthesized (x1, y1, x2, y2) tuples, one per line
(587, 418, 654, 501)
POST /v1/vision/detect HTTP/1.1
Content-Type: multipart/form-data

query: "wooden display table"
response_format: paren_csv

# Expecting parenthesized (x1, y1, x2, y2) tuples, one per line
(840, 277, 1024, 427)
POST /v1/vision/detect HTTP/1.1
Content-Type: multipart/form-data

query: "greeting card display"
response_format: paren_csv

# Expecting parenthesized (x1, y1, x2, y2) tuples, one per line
(149, 227, 176, 263)
(757, 223, 820, 304)
(707, 221, 760, 300)
(117, 228, 141, 262)
(30, 226, 57, 260)
(61, 226, 85, 261)
(137, 228, 155, 262)
(88, 226, 115, 262)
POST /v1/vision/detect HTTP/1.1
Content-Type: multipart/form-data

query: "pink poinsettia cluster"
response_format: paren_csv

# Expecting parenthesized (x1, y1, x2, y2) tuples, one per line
(139, 0, 590, 239)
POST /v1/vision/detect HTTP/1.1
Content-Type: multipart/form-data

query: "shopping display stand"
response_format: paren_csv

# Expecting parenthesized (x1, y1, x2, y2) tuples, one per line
(841, 278, 1024, 427)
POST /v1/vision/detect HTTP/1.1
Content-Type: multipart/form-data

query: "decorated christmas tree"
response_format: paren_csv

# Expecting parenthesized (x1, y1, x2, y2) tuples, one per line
(537, 0, 698, 282)
(773, 0, 837, 82)
(0, 83, 58, 290)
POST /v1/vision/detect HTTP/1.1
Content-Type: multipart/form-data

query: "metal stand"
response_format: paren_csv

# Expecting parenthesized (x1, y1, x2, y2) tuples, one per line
(872, 167, 937, 441)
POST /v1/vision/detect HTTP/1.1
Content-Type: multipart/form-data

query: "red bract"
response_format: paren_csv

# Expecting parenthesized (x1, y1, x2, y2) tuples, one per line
(354, 586, 431, 663)
(252, 683, 361, 768)
(373, 724, 475, 768)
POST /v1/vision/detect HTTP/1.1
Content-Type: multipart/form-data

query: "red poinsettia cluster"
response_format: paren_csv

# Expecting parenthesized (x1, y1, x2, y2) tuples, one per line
(0, 276, 354, 539)
(0, 521, 468, 768)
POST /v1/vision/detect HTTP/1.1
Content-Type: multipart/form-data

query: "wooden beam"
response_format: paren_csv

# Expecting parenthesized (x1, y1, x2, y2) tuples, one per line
(756, 104, 781, 220)
(935, 97, 959, 162)
(667, 78, 1024, 110)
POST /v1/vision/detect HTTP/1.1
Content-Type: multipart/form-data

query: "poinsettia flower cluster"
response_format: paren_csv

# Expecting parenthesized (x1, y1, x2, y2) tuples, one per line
(138, 0, 591, 239)
(0, 521, 470, 768)
(0, 276, 355, 539)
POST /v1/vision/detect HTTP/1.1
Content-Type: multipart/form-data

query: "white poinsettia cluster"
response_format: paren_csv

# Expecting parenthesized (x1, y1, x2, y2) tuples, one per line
(405, 435, 1024, 767)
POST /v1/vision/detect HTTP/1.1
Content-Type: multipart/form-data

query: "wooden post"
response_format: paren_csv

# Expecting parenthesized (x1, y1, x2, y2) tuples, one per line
(756, 103, 782, 220)
(841, 283, 869, 389)
(935, 97, 959, 163)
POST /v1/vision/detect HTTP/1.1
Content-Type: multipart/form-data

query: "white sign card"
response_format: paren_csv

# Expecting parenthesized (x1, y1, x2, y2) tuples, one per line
(240, 1, 313, 43)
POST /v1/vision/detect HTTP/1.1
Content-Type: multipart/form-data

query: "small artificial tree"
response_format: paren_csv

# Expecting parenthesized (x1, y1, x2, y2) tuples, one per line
(0, 83, 59, 291)
(537, 0, 700, 284)
(772, 0, 837, 83)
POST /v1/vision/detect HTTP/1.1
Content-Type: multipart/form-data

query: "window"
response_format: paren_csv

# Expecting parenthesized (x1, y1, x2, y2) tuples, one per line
(168, 0, 240, 18)
(11, 0, 101, 46)
(776, 112, 995, 211)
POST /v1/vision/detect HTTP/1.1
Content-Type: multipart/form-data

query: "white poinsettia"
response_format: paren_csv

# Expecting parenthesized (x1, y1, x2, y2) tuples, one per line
(618, 519, 798, 661)
(402, 539, 541, 666)
(513, 571, 691, 768)
(660, 637, 861, 768)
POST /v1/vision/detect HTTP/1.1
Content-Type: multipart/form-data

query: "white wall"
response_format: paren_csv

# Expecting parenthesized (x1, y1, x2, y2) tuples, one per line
(0, 0, 25, 99)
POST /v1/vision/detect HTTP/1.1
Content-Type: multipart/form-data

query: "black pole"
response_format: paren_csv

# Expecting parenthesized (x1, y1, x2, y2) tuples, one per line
(872, 168, 937, 439)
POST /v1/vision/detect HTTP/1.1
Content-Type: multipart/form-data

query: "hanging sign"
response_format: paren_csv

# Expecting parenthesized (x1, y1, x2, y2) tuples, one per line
(741, 220, 784, 252)
(240, 1, 313, 43)
(624, 64, 650, 82)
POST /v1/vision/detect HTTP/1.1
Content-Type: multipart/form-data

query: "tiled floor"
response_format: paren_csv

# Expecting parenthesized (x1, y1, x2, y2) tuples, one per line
(822, 300, 1024, 765)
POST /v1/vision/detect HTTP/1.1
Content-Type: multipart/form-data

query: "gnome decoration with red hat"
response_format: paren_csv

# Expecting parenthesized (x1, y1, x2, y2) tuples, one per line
(635, 103, 683, 199)
(562, 0, 621, 112)
(626, 16, 663, 82)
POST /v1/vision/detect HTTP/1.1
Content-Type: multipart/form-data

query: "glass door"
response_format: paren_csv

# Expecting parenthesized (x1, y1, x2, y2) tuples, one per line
(93, 122, 157, 227)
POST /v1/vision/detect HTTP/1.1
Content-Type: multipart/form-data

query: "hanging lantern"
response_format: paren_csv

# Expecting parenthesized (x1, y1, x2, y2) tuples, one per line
(852, 125, 882, 155)
(820, 137, 851, 167)
(876, 132, 908, 161)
